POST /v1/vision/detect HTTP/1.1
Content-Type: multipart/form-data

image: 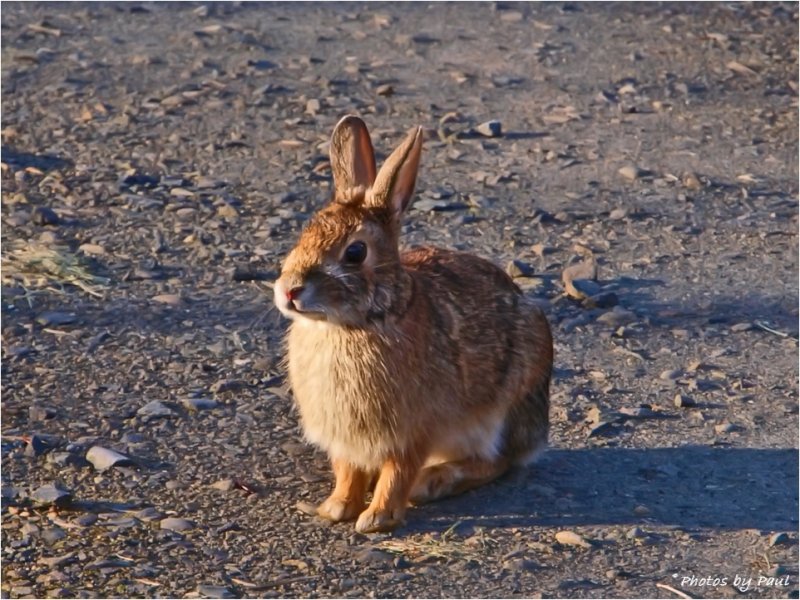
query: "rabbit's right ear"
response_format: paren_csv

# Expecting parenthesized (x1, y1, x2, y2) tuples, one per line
(330, 116, 376, 203)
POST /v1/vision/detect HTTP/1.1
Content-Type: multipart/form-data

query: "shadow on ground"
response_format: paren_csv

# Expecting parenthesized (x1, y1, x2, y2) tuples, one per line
(410, 446, 799, 533)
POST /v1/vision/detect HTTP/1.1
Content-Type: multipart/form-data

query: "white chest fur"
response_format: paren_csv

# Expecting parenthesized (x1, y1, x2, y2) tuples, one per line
(287, 320, 404, 470)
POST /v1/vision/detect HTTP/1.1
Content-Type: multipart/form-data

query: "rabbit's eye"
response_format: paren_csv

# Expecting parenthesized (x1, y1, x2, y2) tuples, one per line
(343, 241, 367, 264)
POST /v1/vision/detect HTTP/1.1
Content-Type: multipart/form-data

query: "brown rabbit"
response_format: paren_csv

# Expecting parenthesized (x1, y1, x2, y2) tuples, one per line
(274, 116, 553, 533)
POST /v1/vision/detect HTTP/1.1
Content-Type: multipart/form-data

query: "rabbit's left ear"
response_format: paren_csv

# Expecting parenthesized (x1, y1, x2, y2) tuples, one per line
(368, 126, 423, 215)
(330, 115, 377, 203)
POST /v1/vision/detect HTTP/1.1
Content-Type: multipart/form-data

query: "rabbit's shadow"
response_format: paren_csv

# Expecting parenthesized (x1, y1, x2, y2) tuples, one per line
(405, 445, 798, 534)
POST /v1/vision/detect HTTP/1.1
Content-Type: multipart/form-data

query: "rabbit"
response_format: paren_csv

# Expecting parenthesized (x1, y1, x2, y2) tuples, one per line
(273, 115, 553, 533)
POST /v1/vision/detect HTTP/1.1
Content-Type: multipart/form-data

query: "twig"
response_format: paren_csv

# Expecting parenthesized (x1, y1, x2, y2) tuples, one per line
(754, 321, 796, 340)
(656, 583, 694, 599)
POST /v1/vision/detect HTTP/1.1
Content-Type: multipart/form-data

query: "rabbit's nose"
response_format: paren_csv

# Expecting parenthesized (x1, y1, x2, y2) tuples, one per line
(286, 286, 305, 301)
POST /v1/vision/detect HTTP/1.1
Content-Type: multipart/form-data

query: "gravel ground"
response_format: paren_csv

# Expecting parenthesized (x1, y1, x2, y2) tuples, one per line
(1, 2, 798, 598)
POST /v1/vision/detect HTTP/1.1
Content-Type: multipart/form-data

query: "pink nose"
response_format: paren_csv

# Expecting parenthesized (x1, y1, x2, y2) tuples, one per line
(286, 286, 304, 301)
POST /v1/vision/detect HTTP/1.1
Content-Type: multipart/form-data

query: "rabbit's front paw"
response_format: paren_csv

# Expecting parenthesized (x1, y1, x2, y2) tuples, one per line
(355, 506, 403, 533)
(317, 495, 364, 522)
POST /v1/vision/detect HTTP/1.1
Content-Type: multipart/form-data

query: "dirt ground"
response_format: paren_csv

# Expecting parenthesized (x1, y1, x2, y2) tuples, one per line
(1, 2, 798, 598)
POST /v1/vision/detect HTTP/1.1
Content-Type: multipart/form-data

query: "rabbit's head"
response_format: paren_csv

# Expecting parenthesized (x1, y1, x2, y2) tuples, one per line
(274, 116, 423, 327)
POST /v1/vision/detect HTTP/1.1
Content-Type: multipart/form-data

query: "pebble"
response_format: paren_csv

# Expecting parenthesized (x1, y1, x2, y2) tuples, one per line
(152, 294, 181, 306)
(715, 422, 740, 434)
(609, 208, 627, 220)
(137, 400, 175, 418)
(135, 507, 164, 522)
(569, 279, 601, 300)
(589, 421, 618, 437)
(78, 243, 106, 256)
(212, 479, 236, 492)
(32, 483, 72, 507)
(506, 259, 534, 278)
(36, 311, 76, 326)
(582, 292, 618, 309)
(626, 527, 645, 539)
(26, 433, 57, 456)
(86, 446, 133, 471)
(41, 527, 66, 545)
(769, 532, 790, 547)
(32, 206, 60, 226)
(198, 585, 236, 599)
(305, 98, 321, 115)
(731, 322, 753, 332)
(210, 379, 246, 394)
(160, 517, 195, 532)
(555, 530, 592, 549)
(618, 165, 640, 181)
(376, 84, 394, 96)
(295, 501, 318, 516)
(475, 119, 502, 137)
(660, 369, 682, 380)
(182, 397, 218, 411)
(29, 404, 57, 421)
(674, 394, 696, 408)
(596, 308, 636, 326)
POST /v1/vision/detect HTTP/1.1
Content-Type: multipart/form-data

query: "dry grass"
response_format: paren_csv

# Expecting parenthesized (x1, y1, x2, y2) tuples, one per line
(1, 240, 110, 299)
(376, 521, 499, 563)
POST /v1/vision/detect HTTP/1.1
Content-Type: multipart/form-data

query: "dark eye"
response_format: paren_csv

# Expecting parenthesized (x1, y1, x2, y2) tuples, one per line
(343, 241, 367, 264)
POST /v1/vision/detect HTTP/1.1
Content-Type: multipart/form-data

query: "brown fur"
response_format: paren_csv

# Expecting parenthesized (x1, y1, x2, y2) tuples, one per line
(274, 116, 553, 533)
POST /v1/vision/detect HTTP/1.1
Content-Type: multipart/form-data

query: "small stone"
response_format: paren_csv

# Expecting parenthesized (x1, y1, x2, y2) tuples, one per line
(475, 120, 502, 138)
(682, 172, 703, 190)
(769, 532, 790, 547)
(568, 279, 601, 300)
(212, 479, 235, 492)
(305, 98, 321, 115)
(506, 259, 534, 278)
(32, 206, 60, 226)
(626, 527, 645, 539)
(562, 259, 597, 298)
(182, 397, 218, 411)
(295, 501, 318, 516)
(210, 379, 246, 394)
(198, 585, 236, 599)
(583, 292, 618, 309)
(503, 557, 538, 572)
(135, 507, 164, 522)
(555, 530, 592, 549)
(41, 527, 66, 545)
(731, 322, 754, 332)
(36, 311, 77, 327)
(137, 400, 175, 418)
(618, 165, 640, 181)
(660, 369, 682, 380)
(715, 422, 740, 434)
(160, 517, 195, 532)
(376, 84, 394, 96)
(632, 505, 651, 516)
(25, 433, 58, 456)
(596, 307, 636, 326)
(767, 565, 787, 577)
(29, 404, 57, 422)
(86, 446, 133, 471)
(78, 243, 106, 256)
(49, 452, 88, 468)
(609, 208, 627, 220)
(589, 421, 618, 437)
(152, 294, 181, 306)
(499, 10, 524, 22)
(32, 483, 71, 507)
(674, 394, 696, 408)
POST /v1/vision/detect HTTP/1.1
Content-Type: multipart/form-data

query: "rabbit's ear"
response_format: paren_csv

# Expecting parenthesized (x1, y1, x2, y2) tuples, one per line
(369, 126, 423, 215)
(330, 115, 376, 202)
